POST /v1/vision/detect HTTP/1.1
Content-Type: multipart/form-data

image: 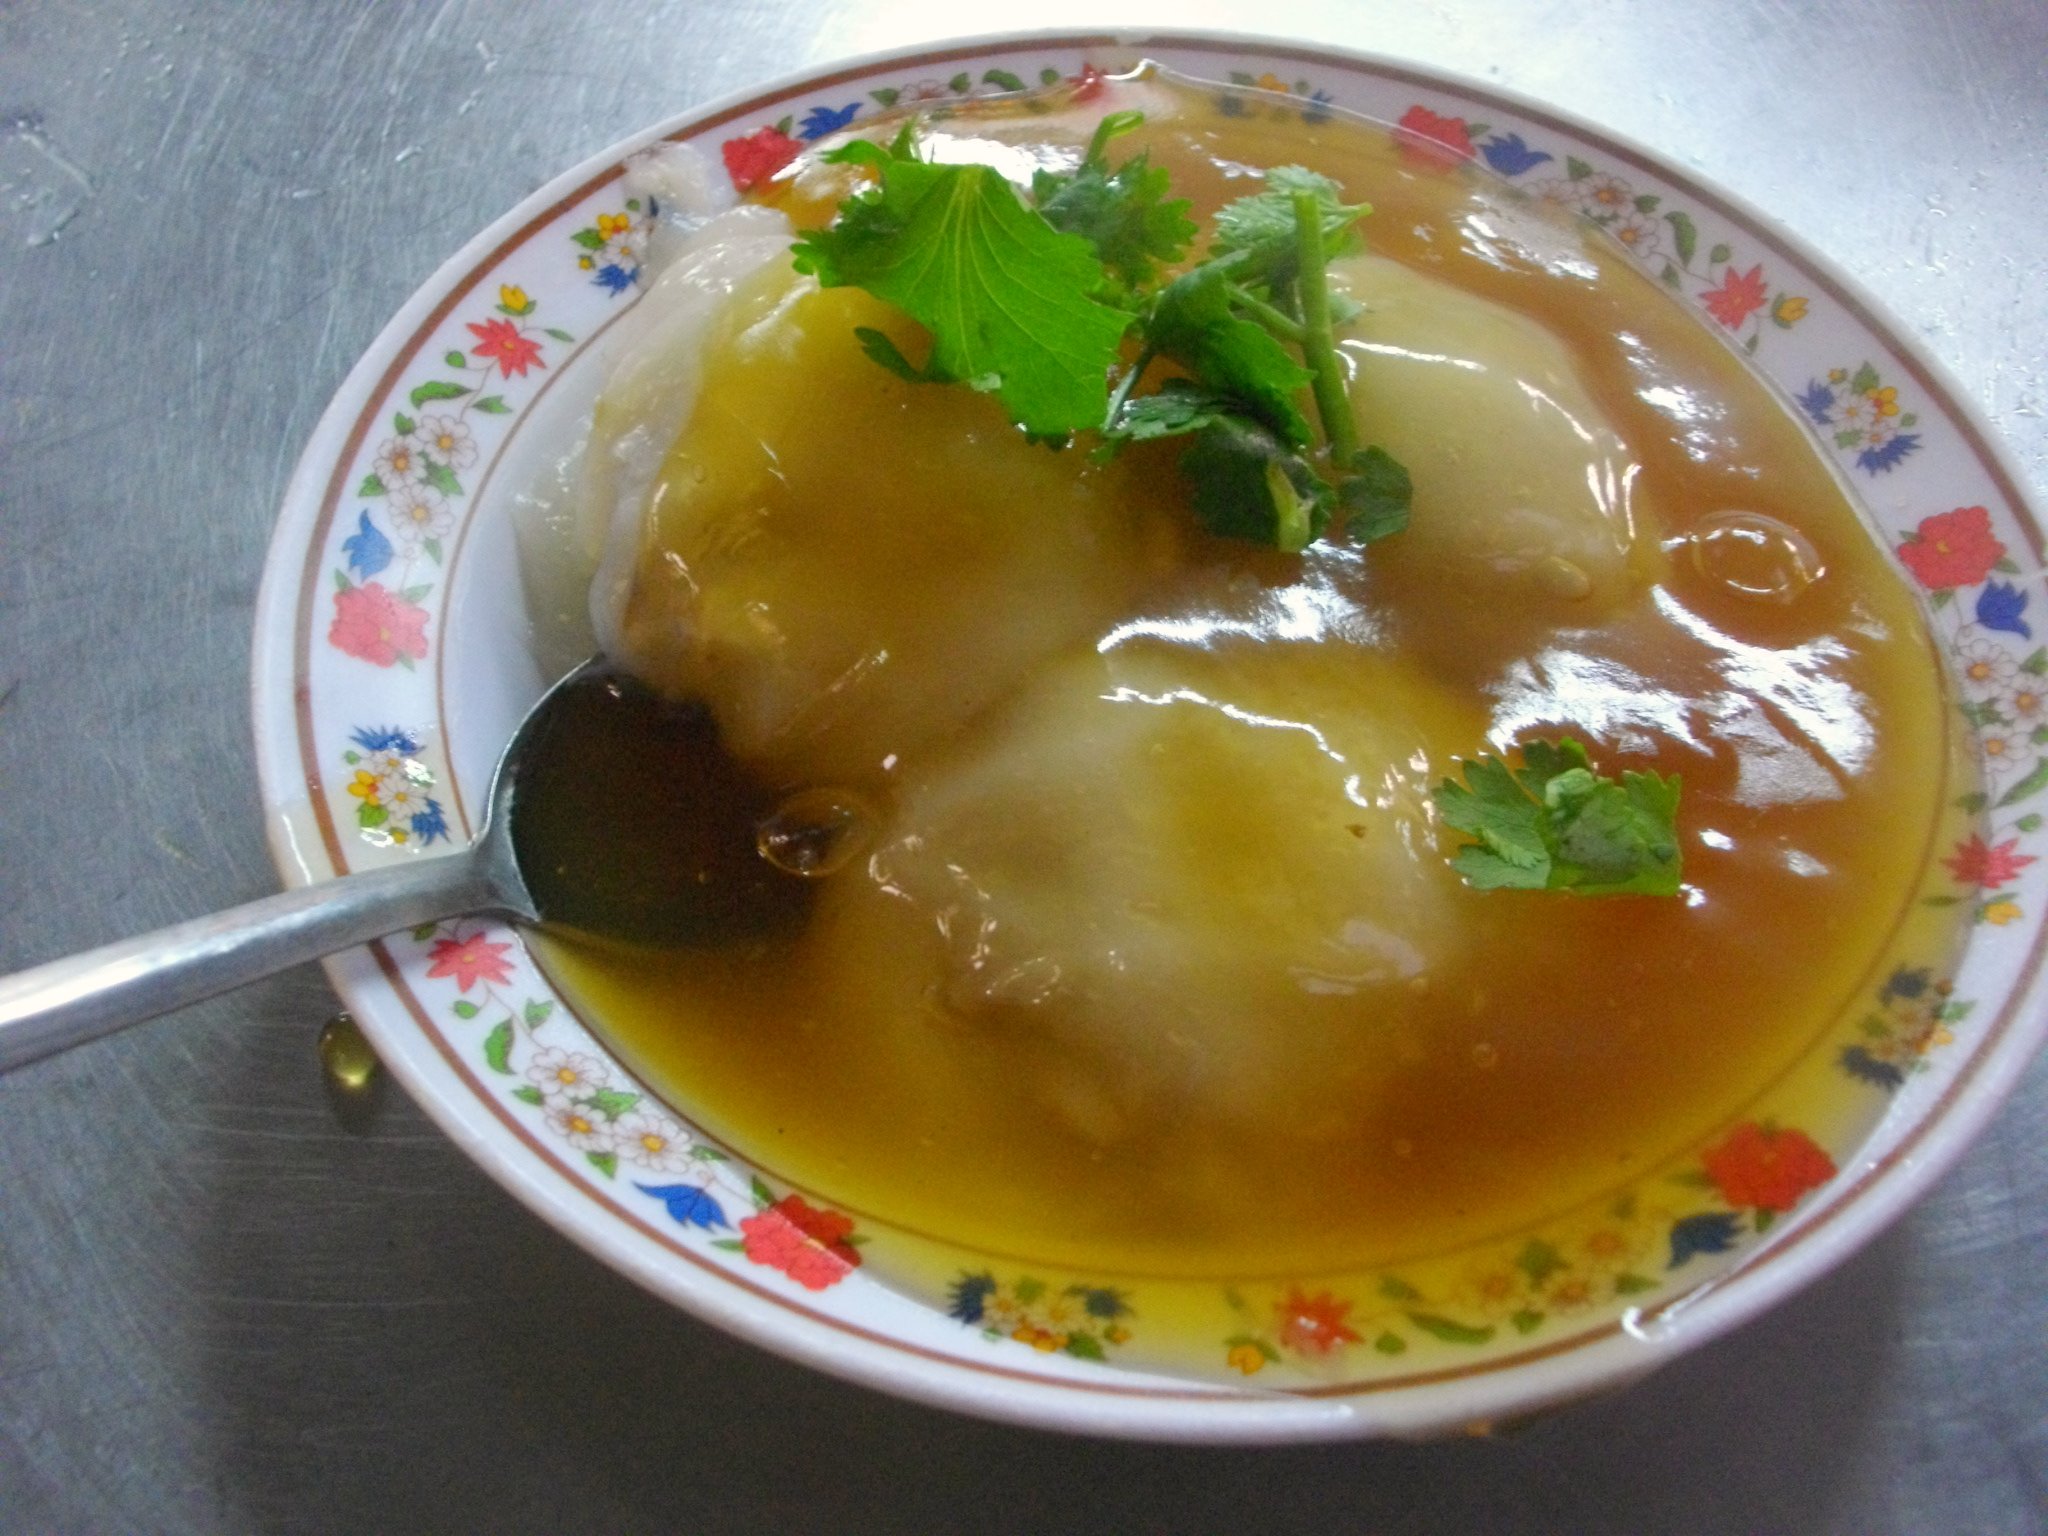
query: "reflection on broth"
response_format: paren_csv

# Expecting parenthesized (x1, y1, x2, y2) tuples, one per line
(525, 70, 1965, 1284)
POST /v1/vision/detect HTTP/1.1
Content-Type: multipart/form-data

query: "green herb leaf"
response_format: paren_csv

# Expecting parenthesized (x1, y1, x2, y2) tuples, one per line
(1178, 415, 1331, 553)
(1147, 261, 1315, 447)
(1209, 165, 1366, 291)
(790, 140, 1132, 436)
(1338, 445, 1412, 543)
(482, 1021, 514, 1074)
(852, 325, 945, 384)
(1032, 128, 1196, 294)
(1434, 737, 1684, 896)
(1101, 379, 1239, 445)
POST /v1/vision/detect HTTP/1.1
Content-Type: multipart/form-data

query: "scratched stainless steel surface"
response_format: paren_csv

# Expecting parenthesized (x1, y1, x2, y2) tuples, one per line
(2, 0, 2044, 1529)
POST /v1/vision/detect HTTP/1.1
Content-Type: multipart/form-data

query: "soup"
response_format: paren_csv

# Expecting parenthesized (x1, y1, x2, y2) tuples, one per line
(522, 70, 1967, 1288)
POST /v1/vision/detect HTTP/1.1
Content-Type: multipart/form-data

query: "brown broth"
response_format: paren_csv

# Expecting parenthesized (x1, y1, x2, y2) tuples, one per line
(534, 74, 1966, 1282)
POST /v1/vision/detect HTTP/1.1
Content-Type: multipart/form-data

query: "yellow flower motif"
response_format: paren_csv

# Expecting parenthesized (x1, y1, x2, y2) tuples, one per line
(1105, 1324, 1131, 1345)
(1984, 899, 2022, 926)
(1771, 294, 1809, 327)
(597, 212, 632, 240)
(1870, 385, 1900, 418)
(1929, 1024, 1956, 1048)
(346, 769, 382, 803)
(578, 254, 594, 270)
(498, 283, 532, 315)
(390, 826, 410, 844)
(1828, 368, 1848, 384)
(1226, 1342, 1267, 1375)
(1253, 72, 1289, 93)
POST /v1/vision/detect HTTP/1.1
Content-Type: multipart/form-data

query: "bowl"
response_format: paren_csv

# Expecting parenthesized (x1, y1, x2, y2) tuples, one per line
(249, 28, 2048, 1441)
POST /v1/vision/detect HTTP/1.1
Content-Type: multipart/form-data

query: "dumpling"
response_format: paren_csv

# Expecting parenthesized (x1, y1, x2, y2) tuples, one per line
(600, 269, 1191, 785)
(800, 618, 1483, 1145)
(1330, 254, 1665, 673)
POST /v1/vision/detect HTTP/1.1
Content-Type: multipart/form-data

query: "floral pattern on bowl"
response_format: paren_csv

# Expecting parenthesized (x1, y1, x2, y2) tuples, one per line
(253, 33, 2048, 1441)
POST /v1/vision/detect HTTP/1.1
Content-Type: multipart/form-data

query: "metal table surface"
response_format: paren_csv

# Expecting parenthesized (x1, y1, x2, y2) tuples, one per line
(2, 1, 2044, 1530)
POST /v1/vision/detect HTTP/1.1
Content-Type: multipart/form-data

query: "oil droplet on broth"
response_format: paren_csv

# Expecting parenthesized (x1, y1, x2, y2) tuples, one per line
(757, 787, 882, 878)
(1688, 511, 1825, 603)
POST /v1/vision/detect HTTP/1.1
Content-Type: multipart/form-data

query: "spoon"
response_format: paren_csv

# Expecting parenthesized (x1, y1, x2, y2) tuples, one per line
(0, 660, 809, 1075)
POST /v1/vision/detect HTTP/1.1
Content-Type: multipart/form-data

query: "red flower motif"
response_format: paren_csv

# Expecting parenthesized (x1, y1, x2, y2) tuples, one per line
(466, 317, 545, 380)
(1394, 105, 1475, 169)
(739, 1194, 862, 1291)
(1068, 63, 1107, 104)
(329, 581, 429, 667)
(1943, 834, 2036, 889)
(425, 934, 516, 992)
(1897, 505, 2004, 590)
(1701, 264, 1770, 329)
(721, 125, 803, 193)
(1275, 1288, 1362, 1356)
(1701, 1122, 1836, 1213)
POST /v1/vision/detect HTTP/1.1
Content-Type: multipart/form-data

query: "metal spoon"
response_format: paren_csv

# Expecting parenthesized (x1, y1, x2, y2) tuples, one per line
(0, 660, 807, 1074)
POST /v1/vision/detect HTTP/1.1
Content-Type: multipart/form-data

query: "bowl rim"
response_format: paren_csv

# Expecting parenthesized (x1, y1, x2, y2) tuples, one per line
(249, 24, 2048, 1442)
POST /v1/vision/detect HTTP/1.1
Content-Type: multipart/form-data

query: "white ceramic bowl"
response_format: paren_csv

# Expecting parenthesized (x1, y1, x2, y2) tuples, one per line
(250, 29, 2048, 1441)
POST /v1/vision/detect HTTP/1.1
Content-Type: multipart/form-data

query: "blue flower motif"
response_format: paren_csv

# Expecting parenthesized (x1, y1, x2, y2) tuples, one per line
(1301, 89, 1335, 125)
(592, 262, 636, 295)
(947, 1270, 998, 1325)
(410, 797, 450, 845)
(1796, 380, 1836, 426)
(349, 725, 422, 754)
(1667, 1211, 1744, 1269)
(1481, 133, 1553, 176)
(1856, 433, 1921, 474)
(1976, 580, 2032, 639)
(636, 1182, 728, 1231)
(342, 510, 393, 579)
(1882, 967, 1930, 1002)
(1840, 1045, 1906, 1091)
(798, 101, 862, 140)
(1070, 1285, 1131, 1320)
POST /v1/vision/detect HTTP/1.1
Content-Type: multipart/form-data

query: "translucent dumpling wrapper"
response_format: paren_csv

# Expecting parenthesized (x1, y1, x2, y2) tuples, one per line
(800, 626, 1484, 1146)
(1330, 253, 1667, 672)
(596, 265, 1193, 785)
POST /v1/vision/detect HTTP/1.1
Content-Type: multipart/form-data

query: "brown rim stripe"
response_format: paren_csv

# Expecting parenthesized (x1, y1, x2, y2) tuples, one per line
(287, 33, 2046, 1403)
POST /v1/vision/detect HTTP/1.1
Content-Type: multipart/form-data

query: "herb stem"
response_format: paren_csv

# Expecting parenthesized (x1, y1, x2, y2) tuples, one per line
(1103, 343, 1158, 432)
(1226, 285, 1305, 344)
(1290, 190, 1359, 465)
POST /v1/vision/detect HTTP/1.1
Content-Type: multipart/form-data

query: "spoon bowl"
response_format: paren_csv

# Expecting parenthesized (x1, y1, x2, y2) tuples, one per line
(0, 658, 774, 1074)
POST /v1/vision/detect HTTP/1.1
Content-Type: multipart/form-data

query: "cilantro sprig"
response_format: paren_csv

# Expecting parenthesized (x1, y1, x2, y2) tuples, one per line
(785, 114, 1412, 553)
(1433, 738, 1684, 897)
(790, 134, 1133, 437)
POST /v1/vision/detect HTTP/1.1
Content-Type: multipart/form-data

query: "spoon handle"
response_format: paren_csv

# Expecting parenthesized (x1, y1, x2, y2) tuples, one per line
(0, 852, 504, 1074)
